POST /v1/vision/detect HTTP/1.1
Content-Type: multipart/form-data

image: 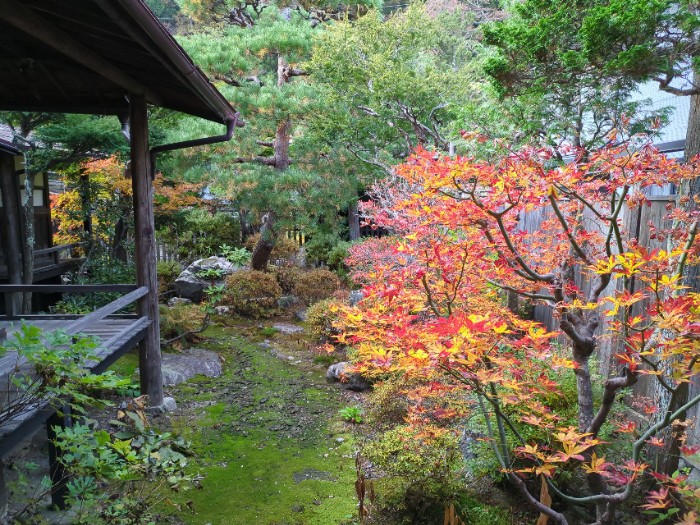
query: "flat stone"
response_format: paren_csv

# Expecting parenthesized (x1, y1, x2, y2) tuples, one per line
(326, 362, 371, 392)
(272, 323, 304, 335)
(160, 349, 223, 386)
(292, 468, 337, 484)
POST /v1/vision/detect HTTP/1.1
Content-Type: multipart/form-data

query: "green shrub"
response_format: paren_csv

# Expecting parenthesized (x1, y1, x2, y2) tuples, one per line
(294, 269, 341, 305)
(363, 425, 464, 524)
(338, 406, 363, 424)
(273, 265, 303, 294)
(326, 241, 351, 271)
(364, 377, 411, 431)
(157, 260, 182, 296)
(158, 208, 241, 263)
(305, 298, 342, 341)
(304, 233, 343, 266)
(159, 304, 207, 344)
(220, 244, 251, 266)
(222, 270, 282, 318)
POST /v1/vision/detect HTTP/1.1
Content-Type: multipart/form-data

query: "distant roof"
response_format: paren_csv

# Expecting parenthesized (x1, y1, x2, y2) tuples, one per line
(0, 0, 237, 124)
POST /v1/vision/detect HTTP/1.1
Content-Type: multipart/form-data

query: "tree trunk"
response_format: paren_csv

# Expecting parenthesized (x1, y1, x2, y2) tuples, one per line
(251, 211, 275, 271)
(21, 169, 35, 313)
(249, 55, 293, 270)
(348, 200, 361, 241)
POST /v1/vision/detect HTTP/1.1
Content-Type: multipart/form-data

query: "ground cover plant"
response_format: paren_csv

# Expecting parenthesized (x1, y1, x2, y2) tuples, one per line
(332, 133, 700, 524)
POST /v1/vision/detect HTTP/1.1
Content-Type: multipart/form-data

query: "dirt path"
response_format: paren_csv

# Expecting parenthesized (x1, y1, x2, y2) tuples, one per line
(164, 321, 358, 525)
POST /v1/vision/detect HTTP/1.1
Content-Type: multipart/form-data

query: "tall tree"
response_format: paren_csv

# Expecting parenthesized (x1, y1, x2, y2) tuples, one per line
(481, 0, 676, 152)
(174, 0, 376, 268)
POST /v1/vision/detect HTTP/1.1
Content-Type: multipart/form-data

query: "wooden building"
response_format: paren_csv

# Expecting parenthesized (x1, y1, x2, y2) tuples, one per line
(0, 0, 240, 495)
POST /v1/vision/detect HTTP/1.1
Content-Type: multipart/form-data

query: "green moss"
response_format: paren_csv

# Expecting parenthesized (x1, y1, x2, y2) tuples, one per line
(164, 325, 359, 525)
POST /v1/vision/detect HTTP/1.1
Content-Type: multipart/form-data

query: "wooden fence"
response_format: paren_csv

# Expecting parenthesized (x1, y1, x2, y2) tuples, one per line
(520, 193, 700, 439)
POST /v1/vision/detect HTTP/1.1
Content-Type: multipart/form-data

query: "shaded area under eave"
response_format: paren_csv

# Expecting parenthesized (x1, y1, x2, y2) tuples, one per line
(0, 0, 237, 124)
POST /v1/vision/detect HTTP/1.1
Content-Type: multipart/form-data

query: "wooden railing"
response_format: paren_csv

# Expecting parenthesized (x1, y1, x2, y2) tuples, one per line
(0, 284, 141, 320)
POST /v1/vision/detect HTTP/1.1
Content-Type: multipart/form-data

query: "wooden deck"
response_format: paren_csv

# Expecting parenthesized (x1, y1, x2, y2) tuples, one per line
(0, 285, 150, 460)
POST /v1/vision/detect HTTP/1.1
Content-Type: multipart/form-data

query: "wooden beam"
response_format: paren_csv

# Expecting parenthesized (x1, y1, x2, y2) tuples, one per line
(0, 0, 162, 105)
(0, 153, 22, 316)
(130, 94, 164, 407)
(63, 286, 147, 334)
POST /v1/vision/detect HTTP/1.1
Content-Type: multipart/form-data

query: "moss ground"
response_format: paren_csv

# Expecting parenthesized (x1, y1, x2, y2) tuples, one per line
(155, 320, 359, 525)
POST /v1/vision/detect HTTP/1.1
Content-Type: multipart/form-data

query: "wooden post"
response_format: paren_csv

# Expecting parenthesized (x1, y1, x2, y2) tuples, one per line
(130, 94, 164, 407)
(0, 153, 22, 317)
(47, 406, 72, 509)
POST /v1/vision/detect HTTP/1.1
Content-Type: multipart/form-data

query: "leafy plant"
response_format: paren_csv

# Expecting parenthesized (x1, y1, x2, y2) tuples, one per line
(339, 406, 363, 424)
(305, 298, 343, 342)
(196, 267, 225, 281)
(220, 244, 251, 266)
(159, 304, 208, 347)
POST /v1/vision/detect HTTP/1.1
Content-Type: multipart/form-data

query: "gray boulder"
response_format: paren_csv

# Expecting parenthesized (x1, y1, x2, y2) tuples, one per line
(175, 256, 240, 302)
(160, 349, 223, 386)
(326, 362, 371, 392)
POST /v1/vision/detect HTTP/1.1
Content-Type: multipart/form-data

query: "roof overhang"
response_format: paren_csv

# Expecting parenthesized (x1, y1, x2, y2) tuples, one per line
(0, 0, 237, 124)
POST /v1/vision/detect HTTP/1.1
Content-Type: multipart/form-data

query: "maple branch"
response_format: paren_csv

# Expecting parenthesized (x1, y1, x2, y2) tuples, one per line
(421, 273, 444, 318)
(548, 193, 592, 266)
(485, 279, 557, 304)
(674, 220, 699, 287)
(586, 367, 637, 437)
(490, 213, 555, 283)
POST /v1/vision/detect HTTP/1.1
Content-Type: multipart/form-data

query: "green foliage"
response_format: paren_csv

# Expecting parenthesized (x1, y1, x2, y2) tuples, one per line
(52, 415, 194, 525)
(157, 208, 241, 263)
(52, 249, 136, 314)
(363, 425, 464, 523)
(196, 267, 226, 280)
(309, 3, 490, 173)
(220, 244, 251, 266)
(293, 269, 341, 305)
(482, 0, 674, 149)
(305, 297, 342, 341)
(2, 326, 131, 418)
(157, 260, 182, 296)
(338, 406, 363, 424)
(303, 233, 344, 267)
(364, 377, 410, 431)
(222, 270, 282, 318)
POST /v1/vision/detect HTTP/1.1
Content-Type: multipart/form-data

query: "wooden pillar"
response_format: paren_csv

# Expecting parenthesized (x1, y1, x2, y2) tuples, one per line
(0, 153, 22, 316)
(130, 94, 164, 407)
(47, 406, 72, 509)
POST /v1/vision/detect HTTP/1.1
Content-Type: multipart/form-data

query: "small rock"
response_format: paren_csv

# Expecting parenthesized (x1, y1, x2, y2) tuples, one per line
(326, 362, 372, 392)
(214, 305, 231, 315)
(167, 297, 193, 307)
(260, 340, 272, 349)
(272, 322, 304, 335)
(335, 437, 345, 444)
(348, 290, 364, 306)
(162, 396, 177, 412)
(291, 505, 304, 513)
(278, 295, 299, 309)
(295, 308, 308, 322)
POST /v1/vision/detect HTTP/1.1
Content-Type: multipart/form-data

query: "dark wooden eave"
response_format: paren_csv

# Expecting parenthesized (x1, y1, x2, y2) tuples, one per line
(0, 0, 237, 124)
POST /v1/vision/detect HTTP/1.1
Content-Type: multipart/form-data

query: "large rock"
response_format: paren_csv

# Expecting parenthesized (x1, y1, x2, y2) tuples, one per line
(160, 349, 223, 386)
(326, 362, 371, 392)
(174, 256, 240, 302)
